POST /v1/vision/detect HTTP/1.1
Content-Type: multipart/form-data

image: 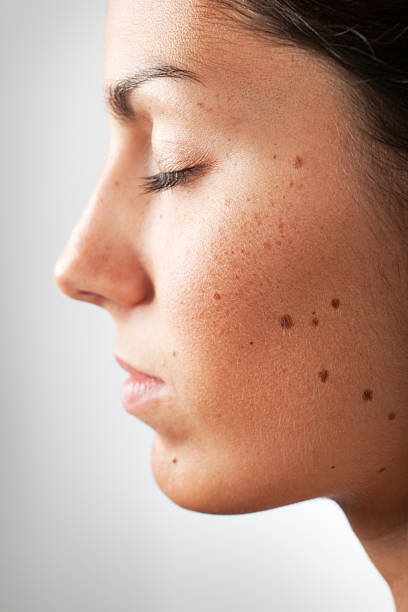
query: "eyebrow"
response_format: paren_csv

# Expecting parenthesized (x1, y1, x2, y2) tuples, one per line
(104, 63, 205, 122)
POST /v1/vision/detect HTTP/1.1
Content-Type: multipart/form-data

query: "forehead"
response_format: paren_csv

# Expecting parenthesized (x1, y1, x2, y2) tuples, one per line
(106, 1, 224, 75)
(104, 0, 272, 96)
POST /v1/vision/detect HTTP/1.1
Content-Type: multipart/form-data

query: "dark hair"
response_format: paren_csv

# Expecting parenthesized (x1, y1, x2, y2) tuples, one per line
(215, 1, 408, 234)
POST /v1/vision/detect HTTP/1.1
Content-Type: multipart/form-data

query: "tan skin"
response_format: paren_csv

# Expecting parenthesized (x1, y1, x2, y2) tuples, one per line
(54, 0, 408, 607)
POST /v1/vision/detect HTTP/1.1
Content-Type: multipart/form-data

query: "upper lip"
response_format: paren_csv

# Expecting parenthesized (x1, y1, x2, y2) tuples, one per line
(114, 354, 164, 382)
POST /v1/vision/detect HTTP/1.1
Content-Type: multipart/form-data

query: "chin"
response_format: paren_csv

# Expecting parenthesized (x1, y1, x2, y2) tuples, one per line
(150, 433, 305, 515)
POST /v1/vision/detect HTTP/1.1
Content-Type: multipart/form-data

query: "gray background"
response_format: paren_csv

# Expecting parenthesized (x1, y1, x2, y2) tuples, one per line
(0, 2, 396, 611)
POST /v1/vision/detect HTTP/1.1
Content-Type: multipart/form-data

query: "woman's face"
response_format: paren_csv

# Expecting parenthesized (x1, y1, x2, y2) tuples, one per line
(55, 0, 407, 525)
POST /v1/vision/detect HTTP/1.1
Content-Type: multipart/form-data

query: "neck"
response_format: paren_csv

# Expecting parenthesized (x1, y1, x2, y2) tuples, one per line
(339, 496, 408, 611)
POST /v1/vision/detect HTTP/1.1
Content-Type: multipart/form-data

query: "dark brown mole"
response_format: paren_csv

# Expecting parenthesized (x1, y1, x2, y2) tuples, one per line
(273, 154, 277, 159)
(249, 341, 254, 345)
(172, 457, 178, 464)
(312, 318, 319, 327)
(378, 466, 386, 473)
(318, 369, 329, 383)
(213, 292, 221, 301)
(362, 389, 373, 401)
(331, 299, 340, 309)
(331, 465, 336, 470)
(294, 155, 303, 169)
(172, 351, 177, 358)
(388, 412, 396, 420)
(280, 314, 294, 329)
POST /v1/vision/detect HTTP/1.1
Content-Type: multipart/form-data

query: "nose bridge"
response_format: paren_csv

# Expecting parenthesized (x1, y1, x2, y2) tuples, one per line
(54, 161, 153, 308)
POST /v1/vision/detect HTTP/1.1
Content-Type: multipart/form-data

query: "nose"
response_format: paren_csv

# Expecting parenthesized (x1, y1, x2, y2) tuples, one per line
(54, 162, 153, 309)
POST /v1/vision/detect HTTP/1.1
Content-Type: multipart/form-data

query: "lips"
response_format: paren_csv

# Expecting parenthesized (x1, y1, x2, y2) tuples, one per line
(114, 354, 164, 383)
(114, 354, 166, 415)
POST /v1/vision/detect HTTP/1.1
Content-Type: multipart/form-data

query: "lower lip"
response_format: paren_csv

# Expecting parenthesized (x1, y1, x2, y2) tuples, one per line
(121, 374, 165, 414)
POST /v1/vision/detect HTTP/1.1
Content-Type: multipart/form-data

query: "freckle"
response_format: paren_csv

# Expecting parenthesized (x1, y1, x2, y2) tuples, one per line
(235, 274, 240, 280)
(388, 412, 396, 420)
(213, 292, 221, 301)
(273, 154, 277, 159)
(297, 184, 304, 190)
(254, 213, 262, 226)
(172, 457, 178, 464)
(294, 155, 303, 169)
(331, 465, 336, 470)
(227, 96, 232, 102)
(240, 248, 245, 253)
(247, 196, 252, 202)
(312, 311, 316, 315)
(263, 240, 272, 250)
(159, 214, 163, 219)
(172, 351, 177, 357)
(331, 299, 340, 309)
(276, 240, 282, 246)
(289, 180, 294, 187)
(318, 369, 329, 382)
(312, 318, 319, 326)
(114, 180, 120, 187)
(362, 389, 373, 401)
(231, 249, 235, 254)
(197, 101, 205, 108)
(280, 314, 294, 329)
(378, 467, 386, 473)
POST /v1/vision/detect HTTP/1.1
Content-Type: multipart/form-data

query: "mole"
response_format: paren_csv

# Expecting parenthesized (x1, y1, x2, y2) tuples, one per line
(294, 155, 303, 169)
(114, 180, 120, 187)
(331, 465, 336, 470)
(378, 467, 386, 473)
(263, 240, 272, 250)
(172, 457, 178, 464)
(249, 341, 254, 345)
(331, 299, 340, 309)
(312, 318, 319, 326)
(318, 369, 329, 383)
(172, 351, 177, 357)
(280, 314, 294, 329)
(213, 292, 221, 301)
(388, 412, 396, 420)
(362, 389, 373, 401)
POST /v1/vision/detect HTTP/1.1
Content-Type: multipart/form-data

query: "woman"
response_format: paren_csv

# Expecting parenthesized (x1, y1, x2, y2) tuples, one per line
(54, 1, 408, 608)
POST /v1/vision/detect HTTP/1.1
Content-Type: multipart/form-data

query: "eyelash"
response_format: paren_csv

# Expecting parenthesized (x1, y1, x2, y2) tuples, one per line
(139, 165, 205, 194)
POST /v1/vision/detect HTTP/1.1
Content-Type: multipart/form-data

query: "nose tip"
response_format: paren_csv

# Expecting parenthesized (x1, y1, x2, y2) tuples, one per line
(53, 254, 98, 303)
(53, 228, 154, 309)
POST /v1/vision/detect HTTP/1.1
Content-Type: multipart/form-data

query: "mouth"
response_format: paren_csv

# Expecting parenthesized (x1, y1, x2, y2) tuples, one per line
(114, 354, 164, 382)
(114, 354, 166, 415)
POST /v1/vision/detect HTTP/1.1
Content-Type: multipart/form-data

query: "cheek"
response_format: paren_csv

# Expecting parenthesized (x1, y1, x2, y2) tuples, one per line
(156, 166, 398, 505)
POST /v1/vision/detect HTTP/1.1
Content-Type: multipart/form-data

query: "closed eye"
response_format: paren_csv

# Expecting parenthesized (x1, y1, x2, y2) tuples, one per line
(139, 165, 206, 194)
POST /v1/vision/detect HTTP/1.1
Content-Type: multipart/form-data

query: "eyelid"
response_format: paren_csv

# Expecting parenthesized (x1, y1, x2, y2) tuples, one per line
(139, 164, 206, 194)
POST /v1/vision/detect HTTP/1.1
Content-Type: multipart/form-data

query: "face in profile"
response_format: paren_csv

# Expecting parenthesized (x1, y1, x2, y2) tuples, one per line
(54, 0, 407, 532)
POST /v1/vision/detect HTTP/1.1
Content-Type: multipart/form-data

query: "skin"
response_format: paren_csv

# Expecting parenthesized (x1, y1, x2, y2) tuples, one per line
(54, 0, 408, 607)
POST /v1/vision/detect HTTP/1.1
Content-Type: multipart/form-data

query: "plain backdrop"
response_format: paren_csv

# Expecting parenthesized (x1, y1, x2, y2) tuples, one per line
(0, 2, 396, 611)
